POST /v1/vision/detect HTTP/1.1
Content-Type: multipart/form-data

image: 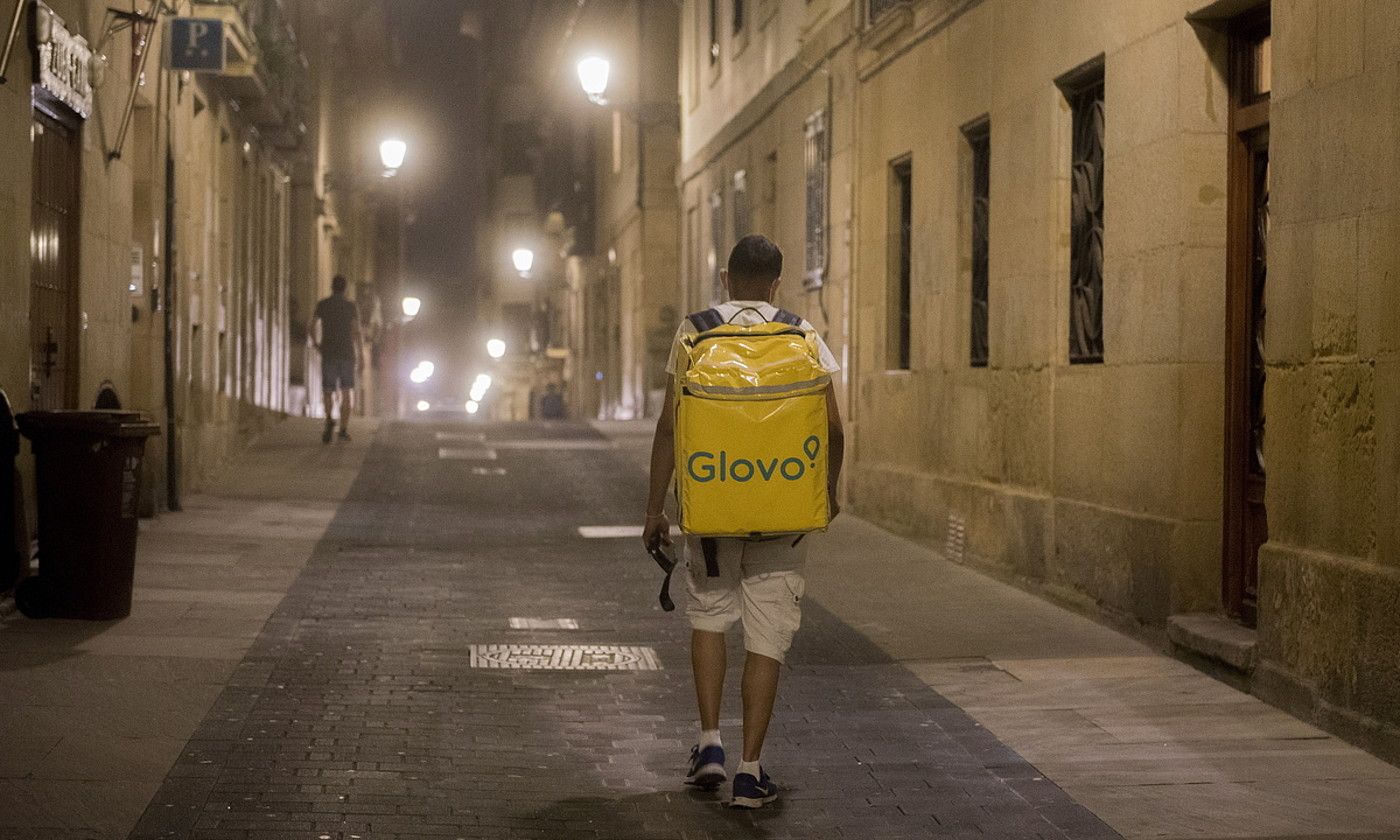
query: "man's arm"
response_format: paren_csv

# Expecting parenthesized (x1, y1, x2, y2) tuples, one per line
(642, 380, 677, 551)
(824, 382, 845, 518)
(351, 306, 365, 368)
(307, 309, 320, 353)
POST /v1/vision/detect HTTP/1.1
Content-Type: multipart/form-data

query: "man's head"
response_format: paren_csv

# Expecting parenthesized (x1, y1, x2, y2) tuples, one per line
(331, 275, 347, 296)
(723, 234, 783, 301)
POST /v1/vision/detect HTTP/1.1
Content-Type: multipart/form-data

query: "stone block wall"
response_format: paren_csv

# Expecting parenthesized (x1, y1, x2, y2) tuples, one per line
(1254, 0, 1400, 758)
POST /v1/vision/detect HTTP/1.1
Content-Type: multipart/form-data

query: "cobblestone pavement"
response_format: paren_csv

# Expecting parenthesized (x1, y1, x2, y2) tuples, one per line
(129, 421, 1120, 840)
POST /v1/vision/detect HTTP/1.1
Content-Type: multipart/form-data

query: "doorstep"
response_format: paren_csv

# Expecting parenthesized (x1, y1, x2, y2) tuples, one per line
(1168, 612, 1259, 684)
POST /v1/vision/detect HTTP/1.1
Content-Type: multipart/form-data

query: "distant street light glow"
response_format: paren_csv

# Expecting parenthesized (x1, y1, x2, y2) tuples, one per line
(410, 360, 434, 384)
(466, 400, 479, 415)
(415, 400, 430, 412)
(511, 248, 534, 276)
(577, 55, 610, 104)
(401, 296, 421, 319)
(486, 338, 506, 359)
(380, 138, 407, 174)
(469, 373, 492, 403)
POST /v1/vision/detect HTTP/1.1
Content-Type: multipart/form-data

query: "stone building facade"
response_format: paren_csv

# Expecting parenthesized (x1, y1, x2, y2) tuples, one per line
(678, 0, 858, 420)
(583, 0, 681, 421)
(1, 0, 399, 518)
(680, 0, 1400, 760)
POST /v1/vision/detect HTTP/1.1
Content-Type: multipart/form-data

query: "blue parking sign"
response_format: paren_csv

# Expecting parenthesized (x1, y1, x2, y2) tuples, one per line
(168, 18, 225, 72)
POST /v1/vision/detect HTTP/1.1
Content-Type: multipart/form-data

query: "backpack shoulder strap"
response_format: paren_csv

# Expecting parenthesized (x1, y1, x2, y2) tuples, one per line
(771, 308, 803, 327)
(686, 308, 725, 332)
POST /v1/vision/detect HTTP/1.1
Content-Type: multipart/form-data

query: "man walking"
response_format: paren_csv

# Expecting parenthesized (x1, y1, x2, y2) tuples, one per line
(643, 234, 844, 809)
(308, 275, 362, 443)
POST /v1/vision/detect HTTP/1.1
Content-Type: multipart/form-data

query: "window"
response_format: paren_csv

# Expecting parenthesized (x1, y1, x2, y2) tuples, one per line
(501, 124, 537, 175)
(888, 157, 912, 370)
(964, 119, 990, 367)
(804, 110, 828, 291)
(733, 0, 745, 34)
(611, 109, 623, 174)
(708, 0, 720, 64)
(1059, 59, 1105, 364)
(732, 170, 751, 241)
(868, 0, 910, 25)
(709, 187, 725, 302)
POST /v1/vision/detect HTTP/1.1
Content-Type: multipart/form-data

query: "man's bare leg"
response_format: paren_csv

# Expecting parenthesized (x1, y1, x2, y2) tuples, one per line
(338, 386, 353, 435)
(321, 389, 335, 442)
(740, 652, 780, 762)
(692, 629, 726, 731)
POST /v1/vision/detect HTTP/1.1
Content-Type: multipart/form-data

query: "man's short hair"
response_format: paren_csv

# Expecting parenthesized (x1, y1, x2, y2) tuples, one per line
(331, 275, 347, 295)
(727, 235, 783, 286)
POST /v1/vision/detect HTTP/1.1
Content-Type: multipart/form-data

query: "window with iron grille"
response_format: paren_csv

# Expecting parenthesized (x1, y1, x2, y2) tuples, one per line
(709, 187, 725, 302)
(889, 157, 912, 370)
(964, 119, 990, 367)
(708, 0, 720, 64)
(868, 0, 910, 25)
(804, 109, 828, 291)
(1060, 61, 1104, 364)
(732, 170, 751, 241)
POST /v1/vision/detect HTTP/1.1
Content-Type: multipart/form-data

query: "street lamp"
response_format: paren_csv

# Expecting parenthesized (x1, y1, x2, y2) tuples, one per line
(486, 338, 506, 359)
(575, 53, 677, 124)
(577, 55, 610, 105)
(380, 138, 407, 176)
(511, 247, 534, 277)
(401, 295, 422, 320)
(416, 399, 430, 412)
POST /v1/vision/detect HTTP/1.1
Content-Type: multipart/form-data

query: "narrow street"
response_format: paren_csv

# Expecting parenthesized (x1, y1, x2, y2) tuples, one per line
(7, 419, 1400, 839)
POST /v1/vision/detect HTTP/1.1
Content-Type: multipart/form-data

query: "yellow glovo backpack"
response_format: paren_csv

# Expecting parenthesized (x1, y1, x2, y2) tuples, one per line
(674, 307, 831, 540)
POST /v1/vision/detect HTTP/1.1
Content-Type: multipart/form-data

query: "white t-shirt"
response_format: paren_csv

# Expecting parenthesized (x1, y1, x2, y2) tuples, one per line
(666, 300, 841, 375)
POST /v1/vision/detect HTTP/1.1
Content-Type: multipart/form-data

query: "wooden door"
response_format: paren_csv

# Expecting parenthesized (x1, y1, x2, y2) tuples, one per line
(29, 109, 82, 410)
(1223, 11, 1270, 626)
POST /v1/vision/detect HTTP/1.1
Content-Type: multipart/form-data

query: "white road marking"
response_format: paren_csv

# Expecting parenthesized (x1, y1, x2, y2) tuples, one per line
(438, 447, 497, 460)
(509, 618, 580, 630)
(577, 525, 680, 539)
(435, 431, 485, 442)
(489, 439, 615, 451)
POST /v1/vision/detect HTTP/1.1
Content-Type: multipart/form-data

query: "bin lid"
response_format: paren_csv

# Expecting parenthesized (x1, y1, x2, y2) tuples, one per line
(16, 410, 161, 439)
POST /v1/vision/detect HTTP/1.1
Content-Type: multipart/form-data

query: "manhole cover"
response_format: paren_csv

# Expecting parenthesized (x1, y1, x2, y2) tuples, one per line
(469, 644, 660, 670)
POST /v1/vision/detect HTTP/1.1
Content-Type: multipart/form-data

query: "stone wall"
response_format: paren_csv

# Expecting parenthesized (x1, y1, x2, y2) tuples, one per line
(1254, 0, 1400, 758)
(850, 0, 1230, 628)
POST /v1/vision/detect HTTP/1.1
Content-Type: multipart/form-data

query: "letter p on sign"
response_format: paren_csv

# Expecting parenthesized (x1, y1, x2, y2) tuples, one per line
(168, 18, 226, 72)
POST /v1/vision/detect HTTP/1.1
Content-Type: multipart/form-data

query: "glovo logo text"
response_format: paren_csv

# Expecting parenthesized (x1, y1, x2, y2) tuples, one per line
(687, 436, 822, 484)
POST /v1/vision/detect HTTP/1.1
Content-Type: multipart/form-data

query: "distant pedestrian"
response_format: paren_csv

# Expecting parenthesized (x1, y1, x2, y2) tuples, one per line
(643, 234, 844, 809)
(540, 382, 566, 420)
(308, 275, 362, 443)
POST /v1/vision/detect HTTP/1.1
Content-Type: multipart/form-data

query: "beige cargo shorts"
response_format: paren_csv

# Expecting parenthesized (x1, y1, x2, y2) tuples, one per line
(684, 534, 809, 663)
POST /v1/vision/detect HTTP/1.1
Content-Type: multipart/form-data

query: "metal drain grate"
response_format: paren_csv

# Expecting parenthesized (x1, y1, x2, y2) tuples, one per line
(945, 512, 967, 563)
(509, 618, 580, 630)
(469, 644, 660, 670)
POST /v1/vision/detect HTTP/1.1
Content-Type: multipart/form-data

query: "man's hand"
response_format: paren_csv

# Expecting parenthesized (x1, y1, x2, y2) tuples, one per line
(643, 512, 671, 553)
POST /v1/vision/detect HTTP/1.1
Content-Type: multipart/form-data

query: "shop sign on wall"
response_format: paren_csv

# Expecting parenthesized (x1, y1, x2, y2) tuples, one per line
(32, 1, 93, 118)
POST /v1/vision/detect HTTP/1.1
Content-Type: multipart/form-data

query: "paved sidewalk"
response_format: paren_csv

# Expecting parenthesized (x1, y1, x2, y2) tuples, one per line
(0, 418, 376, 840)
(1, 417, 1398, 839)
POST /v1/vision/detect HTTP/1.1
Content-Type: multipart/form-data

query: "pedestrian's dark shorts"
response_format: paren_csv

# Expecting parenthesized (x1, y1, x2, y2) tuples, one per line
(322, 356, 355, 391)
